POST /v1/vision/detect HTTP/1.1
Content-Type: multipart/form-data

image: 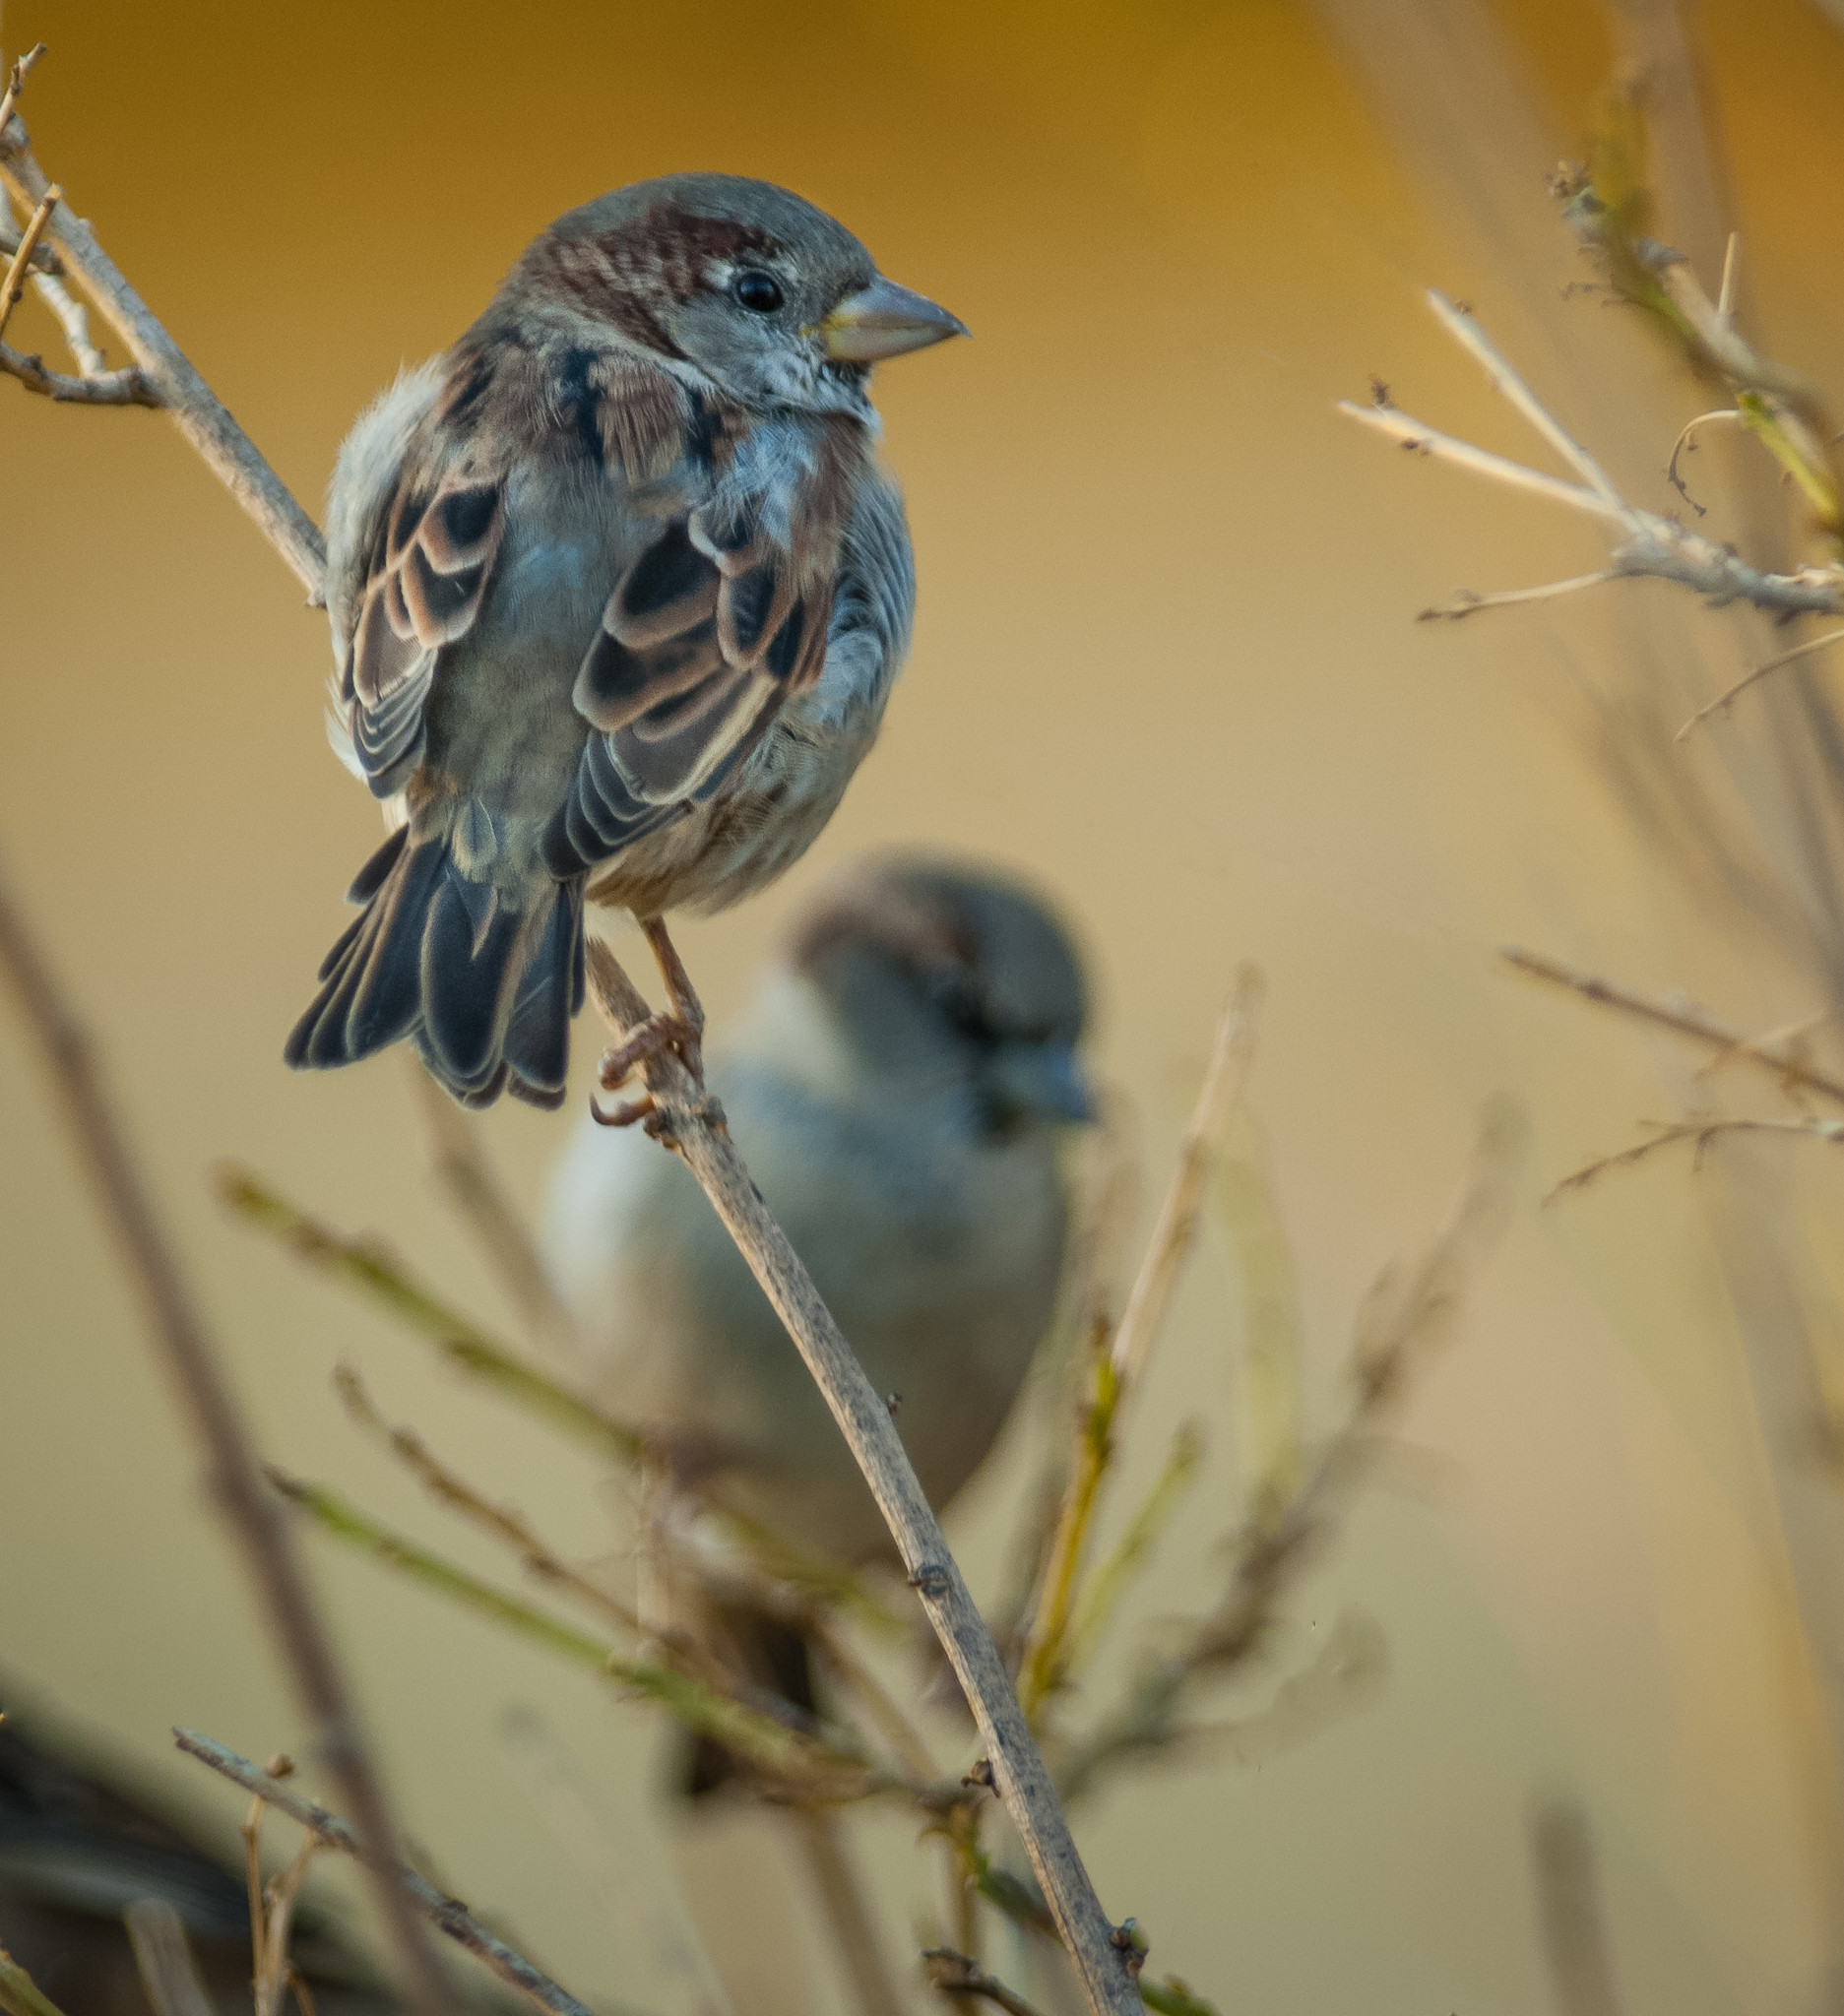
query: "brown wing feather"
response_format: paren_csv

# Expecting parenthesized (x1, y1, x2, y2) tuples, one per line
(342, 467, 504, 796)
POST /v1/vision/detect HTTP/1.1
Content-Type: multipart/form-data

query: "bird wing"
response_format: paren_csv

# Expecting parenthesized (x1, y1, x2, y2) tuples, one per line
(338, 455, 506, 799)
(542, 454, 838, 879)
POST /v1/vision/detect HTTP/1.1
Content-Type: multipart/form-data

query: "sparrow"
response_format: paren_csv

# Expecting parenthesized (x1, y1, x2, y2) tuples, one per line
(543, 855, 1095, 1788)
(286, 174, 965, 1108)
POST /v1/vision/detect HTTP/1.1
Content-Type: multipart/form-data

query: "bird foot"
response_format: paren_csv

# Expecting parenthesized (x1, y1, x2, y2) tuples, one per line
(588, 917, 709, 1138)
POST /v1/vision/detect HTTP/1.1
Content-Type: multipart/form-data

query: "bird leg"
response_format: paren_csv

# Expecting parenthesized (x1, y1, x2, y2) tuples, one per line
(590, 916, 708, 1130)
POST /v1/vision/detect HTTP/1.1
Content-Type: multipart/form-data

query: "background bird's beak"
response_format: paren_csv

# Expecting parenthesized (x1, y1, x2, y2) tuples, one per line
(986, 1040, 1097, 1125)
(821, 277, 969, 361)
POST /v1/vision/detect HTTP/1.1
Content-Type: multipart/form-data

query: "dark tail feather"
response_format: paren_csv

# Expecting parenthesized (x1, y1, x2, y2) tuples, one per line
(680, 1606, 820, 1800)
(286, 824, 583, 1108)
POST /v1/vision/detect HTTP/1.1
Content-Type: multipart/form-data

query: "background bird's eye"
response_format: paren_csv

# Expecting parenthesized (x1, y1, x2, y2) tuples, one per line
(733, 270, 784, 314)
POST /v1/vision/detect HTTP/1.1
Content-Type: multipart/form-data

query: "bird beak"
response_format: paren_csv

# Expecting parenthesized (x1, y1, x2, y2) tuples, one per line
(821, 277, 969, 362)
(986, 1041, 1097, 1126)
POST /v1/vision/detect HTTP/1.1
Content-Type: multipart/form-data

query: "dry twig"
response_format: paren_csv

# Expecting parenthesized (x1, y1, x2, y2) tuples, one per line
(1549, 1115, 1844, 1199)
(173, 1732, 598, 2016)
(1338, 291, 1844, 645)
(0, 853, 448, 2016)
(1500, 946, 1844, 1106)
(923, 1949, 1045, 2016)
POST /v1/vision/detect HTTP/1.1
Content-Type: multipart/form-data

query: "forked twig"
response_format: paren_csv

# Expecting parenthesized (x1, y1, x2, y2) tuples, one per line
(1338, 290, 1844, 658)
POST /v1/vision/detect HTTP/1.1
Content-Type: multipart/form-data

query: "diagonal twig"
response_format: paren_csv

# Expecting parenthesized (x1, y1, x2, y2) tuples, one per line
(1500, 946, 1844, 1107)
(0, 853, 449, 2016)
(173, 1732, 601, 2016)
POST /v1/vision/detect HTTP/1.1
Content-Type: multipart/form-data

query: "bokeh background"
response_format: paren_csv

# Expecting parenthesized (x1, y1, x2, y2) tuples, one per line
(6, 1, 1844, 2011)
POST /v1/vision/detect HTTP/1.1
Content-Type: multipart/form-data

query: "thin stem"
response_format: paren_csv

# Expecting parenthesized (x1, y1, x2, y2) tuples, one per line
(1427, 288, 1624, 506)
(1335, 399, 1628, 528)
(922, 1950, 1047, 2016)
(585, 943, 1141, 2016)
(1418, 571, 1616, 622)
(1548, 1115, 1844, 1199)
(173, 1732, 599, 2016)
(1675, 625, 1844, 739)
(1499, 946, 1844, 1107)
(0, 854, 447, 2016)
(0, 181, 58, 342)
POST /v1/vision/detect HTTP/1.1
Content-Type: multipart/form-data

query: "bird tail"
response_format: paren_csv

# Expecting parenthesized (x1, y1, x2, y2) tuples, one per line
(285, 817, 586, 1108)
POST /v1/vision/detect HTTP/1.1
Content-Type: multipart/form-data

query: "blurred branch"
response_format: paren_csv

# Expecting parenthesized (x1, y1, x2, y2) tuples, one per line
(124, 1900, 215, 2016)
(923, 1949, 1045, 2016)
(265, 1466, 894, 1796)
(172, 1731, 604, 2016)
(1057, 1103, 1524, 1804)
(1338, 292, 1844, 635)
(1501, 946, 1844, 1105)
(1550, 1114, 1844, 1198)
(0, 1945, 68, 2016)
(405, 1059, 579, 1354)
(583, 941, 1142, 2016)
(1017, 975, 1264, 1721)
(0, 851, 448, 2016)
(1136, 1983, 1222, 2016)
(1530, 1797, 1625, 2016)
(220, 1166, 646, 1463)
(0, 48, 325, 590)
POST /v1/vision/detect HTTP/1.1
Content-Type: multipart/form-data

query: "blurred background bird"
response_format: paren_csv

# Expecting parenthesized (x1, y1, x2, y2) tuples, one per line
(288, 172, 964, 1109)
(545, 852, 1095, 1790)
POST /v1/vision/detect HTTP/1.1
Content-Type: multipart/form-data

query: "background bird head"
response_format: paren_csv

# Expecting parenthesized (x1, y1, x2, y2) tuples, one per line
(501, 171, 966, 414)
(784, 853, 1094, 1134)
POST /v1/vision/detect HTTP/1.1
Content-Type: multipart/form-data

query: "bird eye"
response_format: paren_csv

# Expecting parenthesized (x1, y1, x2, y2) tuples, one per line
(733, 270, 784, 314)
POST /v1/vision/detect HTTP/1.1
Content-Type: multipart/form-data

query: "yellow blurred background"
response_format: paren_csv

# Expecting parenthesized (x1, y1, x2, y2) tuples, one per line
(6, 1, 1844, 2010)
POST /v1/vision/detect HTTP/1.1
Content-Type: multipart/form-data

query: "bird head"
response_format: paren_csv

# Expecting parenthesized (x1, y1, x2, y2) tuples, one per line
(792, 856, 1096, 1135)
(511, 172, 966, 414)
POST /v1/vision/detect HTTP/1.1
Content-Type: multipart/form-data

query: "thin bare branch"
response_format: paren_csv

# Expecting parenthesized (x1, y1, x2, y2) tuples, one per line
(1549, 1115, 1844, 1199)
(1675, 625, 1844, 739)
(1428, 289, 1623, 506)
(923, 1950, 1046, 2016)
(1664, 408, 1741, 515)
(1112, 970, 1265, 1390)
(0, 337, 155, 402)
(0, 43, 45, 149)
(124, 1900, 215, 2016)
(1418, 571, 1617, 622)
(1340, 294, 1844, 623)
(0, 61, 326, 594)
(173, 1732, 600, 2016)
(1717, 232, 1739, 323)
(1500, 945, 1844, 1106)
(0, 852, 447, 2016)
(0, 181, 58, 342)
(583, 941, 1141, 2016)
(1335, 399, 1626, 527)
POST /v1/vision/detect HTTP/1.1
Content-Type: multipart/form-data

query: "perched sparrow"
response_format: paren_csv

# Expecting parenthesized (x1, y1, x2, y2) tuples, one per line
(544, 855, 1094, 1784)
(286, 174, 964, 1107)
